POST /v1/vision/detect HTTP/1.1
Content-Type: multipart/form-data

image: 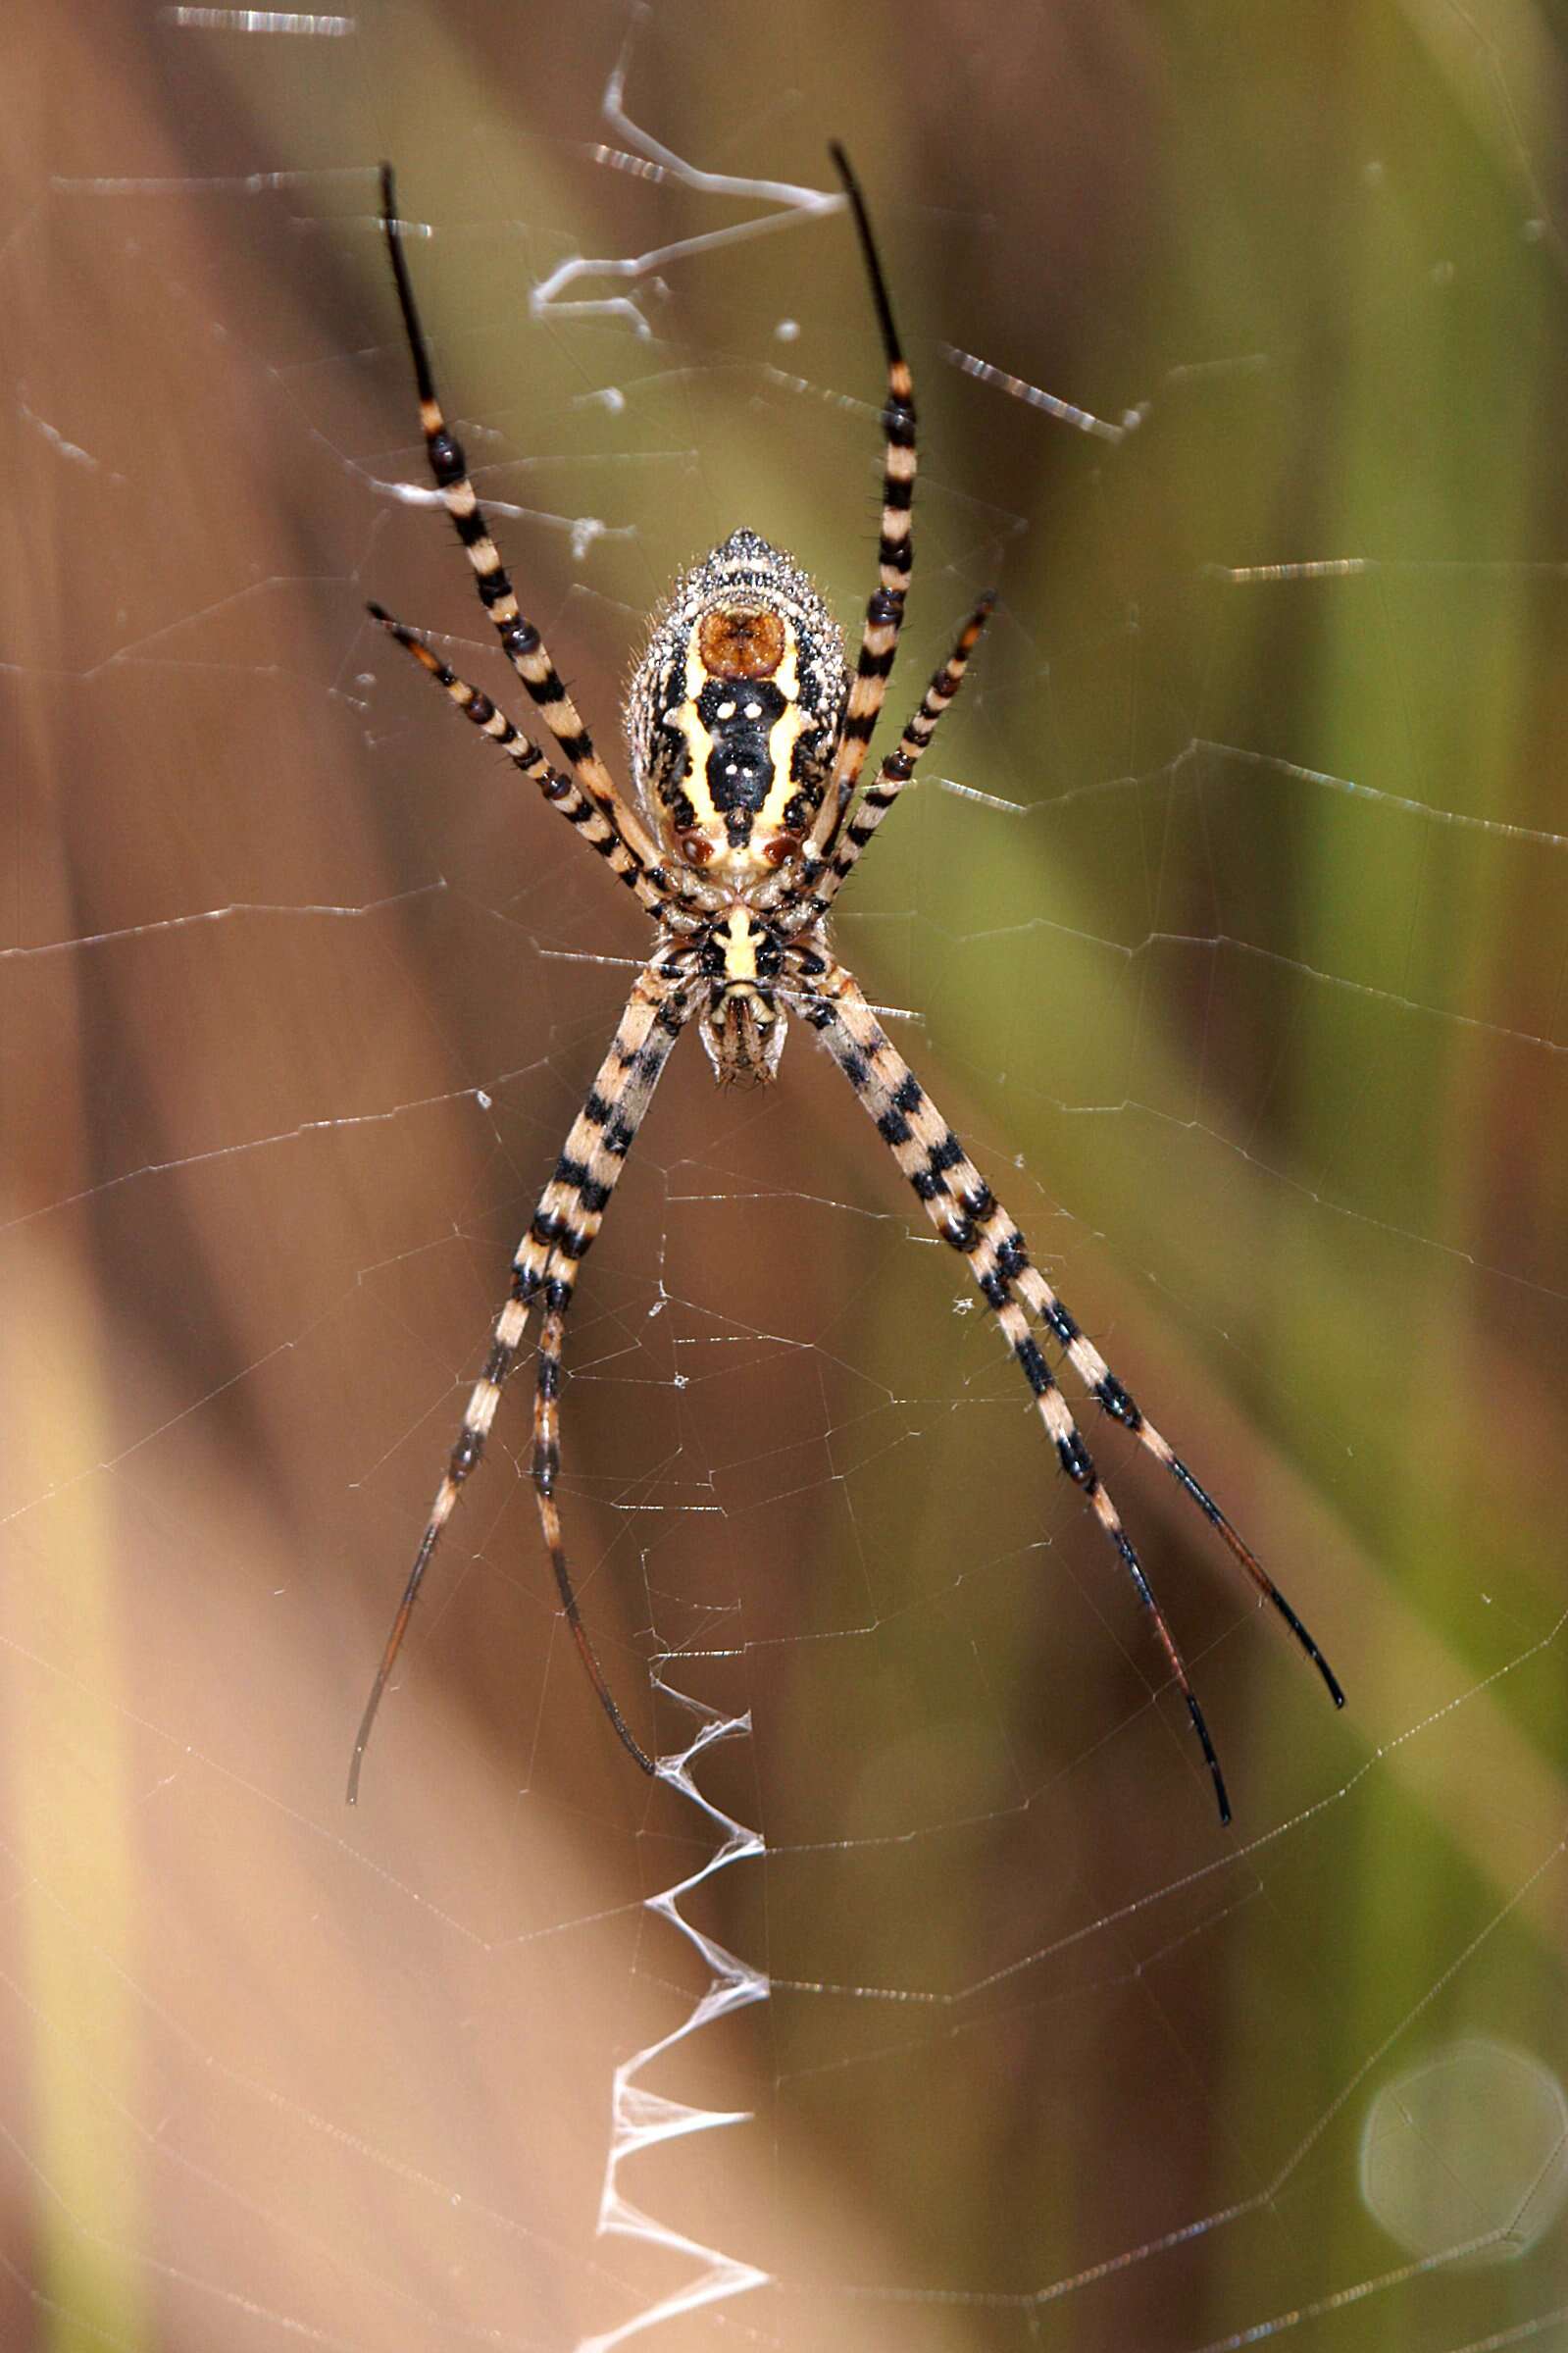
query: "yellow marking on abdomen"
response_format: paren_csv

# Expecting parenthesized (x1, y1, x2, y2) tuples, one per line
(665, 614, 807, 878)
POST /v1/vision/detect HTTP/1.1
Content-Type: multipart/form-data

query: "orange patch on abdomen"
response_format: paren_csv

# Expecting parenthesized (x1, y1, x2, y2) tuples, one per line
(697, 604, 786, 679)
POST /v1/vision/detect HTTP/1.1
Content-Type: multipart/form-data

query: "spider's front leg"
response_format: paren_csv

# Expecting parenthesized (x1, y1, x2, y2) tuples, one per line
(789, 954, 1343, 1822)
(347, 951, 694, 1801)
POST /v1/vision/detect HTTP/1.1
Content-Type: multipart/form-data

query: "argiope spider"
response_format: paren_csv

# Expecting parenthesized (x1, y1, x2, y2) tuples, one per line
(348, 150, 1344, 1820)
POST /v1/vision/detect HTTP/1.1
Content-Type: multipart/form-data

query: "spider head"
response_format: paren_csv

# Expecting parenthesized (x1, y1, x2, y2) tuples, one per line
(693, 906, 789, 1085)
(628, 528, 847, 887)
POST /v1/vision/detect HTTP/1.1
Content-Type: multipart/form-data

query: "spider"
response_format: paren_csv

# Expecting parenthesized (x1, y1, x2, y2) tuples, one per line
(348, 150, 1344, 1820)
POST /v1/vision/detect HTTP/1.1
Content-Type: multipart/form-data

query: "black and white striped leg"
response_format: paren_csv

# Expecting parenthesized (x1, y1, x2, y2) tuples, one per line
(530, 1302, 654, 1772)
(782, 593, 993, 919)
(376, 164, 683, 890)
(367, 603, 683, 921)
(518, 976, 693, 1774)
(821, 982, 1341, 1709)
(795, 961, 1343, 1820)
(807, 147, 919, 856)
(1004, 1260, 1345, 1710)
(347, 957, 693, 1801)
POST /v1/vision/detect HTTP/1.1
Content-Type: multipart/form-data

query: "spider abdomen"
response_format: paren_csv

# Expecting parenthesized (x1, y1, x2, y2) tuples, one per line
(627, 528, 848, 884)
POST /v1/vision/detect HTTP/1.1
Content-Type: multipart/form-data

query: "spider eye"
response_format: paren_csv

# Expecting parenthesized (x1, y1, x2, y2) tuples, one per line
(679, 832, 715, 867)
(763, 832, 803, 869)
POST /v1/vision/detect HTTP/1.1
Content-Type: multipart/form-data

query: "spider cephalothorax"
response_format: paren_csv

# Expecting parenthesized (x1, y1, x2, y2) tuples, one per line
(353, 149, 1344, 1820)
(627, 527, 848, 885)
(690, 902, 795, 1086)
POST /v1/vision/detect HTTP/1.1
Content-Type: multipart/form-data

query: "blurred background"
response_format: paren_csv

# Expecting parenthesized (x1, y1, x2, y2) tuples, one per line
(5, 1, 1568, 2346)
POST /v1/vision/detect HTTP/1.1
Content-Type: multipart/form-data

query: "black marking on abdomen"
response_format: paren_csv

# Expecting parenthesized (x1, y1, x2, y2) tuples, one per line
(697, 677, 786, 842)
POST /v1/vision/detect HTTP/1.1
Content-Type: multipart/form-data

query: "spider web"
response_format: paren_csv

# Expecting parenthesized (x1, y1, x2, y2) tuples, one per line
(5, 1, 1568, 2347)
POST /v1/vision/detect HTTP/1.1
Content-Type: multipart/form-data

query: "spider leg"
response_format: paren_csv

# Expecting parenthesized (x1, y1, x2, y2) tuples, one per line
(795, 961, 1341, 1819)
(516, 967, 696, 1774)
(782, 593, 993, 921)
(798, 966, 1228, 1819)
(806, 967, 1341, 1707)
(347, 954, 694, 1801)
(529, 1301, 652, 1770)
(367, 603, 686, 924)
(805, 148, 918, 858)
(1003, 1260, 1345, 1709)
(375, 165, 693, 897)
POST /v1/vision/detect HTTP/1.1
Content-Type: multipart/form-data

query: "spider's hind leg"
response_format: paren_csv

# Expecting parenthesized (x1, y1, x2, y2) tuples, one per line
(780, 591, 992, 922)
(375, 164, 666, 874)
(366, 603, 677, 917)
(809, 146, 920, 852)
